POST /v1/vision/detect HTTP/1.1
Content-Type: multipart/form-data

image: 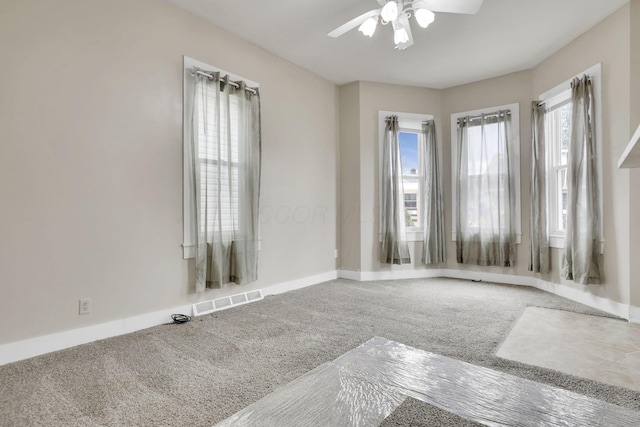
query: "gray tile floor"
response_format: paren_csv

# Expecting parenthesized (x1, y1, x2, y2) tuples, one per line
(497, 307, 640, 391)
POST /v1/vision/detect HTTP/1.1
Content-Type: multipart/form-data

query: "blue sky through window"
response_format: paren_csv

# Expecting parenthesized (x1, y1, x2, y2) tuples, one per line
(399, 131, 418, 174)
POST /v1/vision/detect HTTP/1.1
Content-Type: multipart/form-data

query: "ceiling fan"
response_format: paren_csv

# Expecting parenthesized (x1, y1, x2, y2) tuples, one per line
(328, 0, 484, 50)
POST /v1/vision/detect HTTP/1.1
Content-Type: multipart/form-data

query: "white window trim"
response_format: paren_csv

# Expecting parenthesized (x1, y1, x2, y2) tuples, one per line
(538, 63, 604, 253)
(378, 110, 433, 243)
(450, 103, 522, 244)
(182, 56, 260, 259)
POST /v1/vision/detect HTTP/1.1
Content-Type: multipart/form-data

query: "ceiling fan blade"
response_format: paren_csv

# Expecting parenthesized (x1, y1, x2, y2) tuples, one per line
(424, 0, 483, 15)
(328, 9, 380, 38)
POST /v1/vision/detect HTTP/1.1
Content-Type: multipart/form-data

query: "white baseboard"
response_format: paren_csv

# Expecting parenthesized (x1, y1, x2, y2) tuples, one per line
(261, 270, 338, 296)
(337, 269, 362, 281)
(0, 303, 192, 367)
(532, 279, 629, 320)
(629, 305, 640, 323)
(0, 270, 338, 367)
(340, 268, 534, 287)
(2, 268, 634, 367)
(337, 269, 634, 322)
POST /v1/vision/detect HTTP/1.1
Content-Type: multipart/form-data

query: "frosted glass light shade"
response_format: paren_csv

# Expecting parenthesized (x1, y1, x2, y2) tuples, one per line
(415, 8, 435, 28)
(381, 1, 399, 22)
(358, 17, 378, 37)
(394, 27, 409, 45)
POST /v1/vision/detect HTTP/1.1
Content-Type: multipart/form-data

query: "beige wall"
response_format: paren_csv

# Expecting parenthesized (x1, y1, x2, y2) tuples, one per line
(0, 0, 338, 345)
(338, 82, 361, 272)
(532, 4, 631, 305)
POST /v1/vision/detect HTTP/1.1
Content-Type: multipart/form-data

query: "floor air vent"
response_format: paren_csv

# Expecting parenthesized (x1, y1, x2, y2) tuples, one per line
(192, 289, 263, 317)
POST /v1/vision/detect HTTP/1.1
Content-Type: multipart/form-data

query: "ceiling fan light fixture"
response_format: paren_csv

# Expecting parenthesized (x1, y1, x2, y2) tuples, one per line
(380, 1, 399, 22)
(414, 8, 435, 28)
(393, 26, 409, 45)
(358, 17, 378, 37)
(327, 0, 484, 50)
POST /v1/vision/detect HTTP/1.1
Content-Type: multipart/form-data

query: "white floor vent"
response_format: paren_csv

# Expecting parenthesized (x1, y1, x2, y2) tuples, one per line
(192, 289, 263, 317)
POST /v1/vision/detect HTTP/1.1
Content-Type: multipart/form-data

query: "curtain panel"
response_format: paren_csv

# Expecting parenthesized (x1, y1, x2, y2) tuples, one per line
(456, 111, 516, 267)
(528, 102, 549, 273)
(381, 116, 411, 264)
(190, 73, 261, 292)
(561, 75, 602, 284)
(421, 120, 446, 264)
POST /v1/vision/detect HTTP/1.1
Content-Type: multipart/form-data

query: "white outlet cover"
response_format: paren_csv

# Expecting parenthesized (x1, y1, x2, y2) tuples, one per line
(79, 298, 91, 315)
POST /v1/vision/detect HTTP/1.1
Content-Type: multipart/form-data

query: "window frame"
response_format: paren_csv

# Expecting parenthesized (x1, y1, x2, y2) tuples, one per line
(538, 63, 604, 251)
(543, 94, 572, 242)
(378, 111, 434, 242)
(450, 103, 522, 244)
(182, 56, 260, 259)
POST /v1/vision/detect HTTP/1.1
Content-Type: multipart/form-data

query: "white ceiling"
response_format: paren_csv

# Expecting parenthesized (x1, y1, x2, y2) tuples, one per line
(164, 0, 629, 89)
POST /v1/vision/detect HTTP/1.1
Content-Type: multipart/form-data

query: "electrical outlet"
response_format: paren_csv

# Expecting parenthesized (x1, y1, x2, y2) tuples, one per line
(79, 298, 91, 315)
(334, 249, 339, 258)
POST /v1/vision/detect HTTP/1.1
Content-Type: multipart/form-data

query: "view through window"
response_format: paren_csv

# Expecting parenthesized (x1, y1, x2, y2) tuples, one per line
(545, 97, 571, 236)
(399, 131, 420, 228)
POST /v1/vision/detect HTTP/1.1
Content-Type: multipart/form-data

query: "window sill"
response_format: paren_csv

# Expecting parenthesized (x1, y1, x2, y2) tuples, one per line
(549, 235, 605, 254)
(377, 230, 424, 243)
(406, 230, 423, 242)
(451, 232, 522, 244)
(549, 235, 564, 250)
(182, 241, 262, 260)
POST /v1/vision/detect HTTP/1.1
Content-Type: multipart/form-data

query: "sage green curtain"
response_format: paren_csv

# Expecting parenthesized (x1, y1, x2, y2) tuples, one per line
(528, 102, 549, 273)
(381, 116, 411, 264)
(456, 112, 516, 266)
(421, 120, 445, 264)
(562, 75, 601, 284)
(190, 73, 261, 292)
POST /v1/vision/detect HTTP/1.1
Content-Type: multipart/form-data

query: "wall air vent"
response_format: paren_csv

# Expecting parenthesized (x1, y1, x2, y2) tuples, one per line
(192, 289, 263, 317)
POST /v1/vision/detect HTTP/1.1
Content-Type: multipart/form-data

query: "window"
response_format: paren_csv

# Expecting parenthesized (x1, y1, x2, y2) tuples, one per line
(195, 84, 240, 234)
(539, 63, 603, 250)
(544, 95, 571, 237)
(399, 131, 420, 227)
(182, 56, 260, 259)
(378, 111, 433, 241)
(451, 103, 521, 243)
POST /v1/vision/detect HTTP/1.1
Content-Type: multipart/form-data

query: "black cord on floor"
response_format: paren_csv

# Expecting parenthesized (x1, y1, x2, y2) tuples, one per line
(170, 314, 192, 324)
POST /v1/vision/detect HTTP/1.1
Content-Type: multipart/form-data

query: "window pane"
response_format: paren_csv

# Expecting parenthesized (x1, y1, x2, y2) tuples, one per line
(399, 132, 419, 175)
(560, 103, 571, 158)
(546, 102, 571, 168)
(463, 122, 508, 231)
(545, 96, 571, 234)
(200, 162, 239, 233)
(195, 88, 241, 234)
(399, 131, 420, 227)
(558, 167, 567, 232)
(196, 91, 240, 164)
(403, 177, 419, 227)
(466, 123, 502, 175)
